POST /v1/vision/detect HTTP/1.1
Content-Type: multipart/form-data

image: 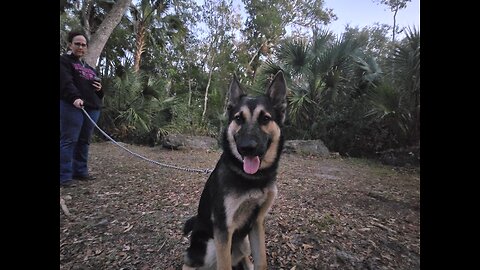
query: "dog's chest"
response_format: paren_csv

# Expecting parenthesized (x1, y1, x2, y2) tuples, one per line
(223, 185, 276, 229)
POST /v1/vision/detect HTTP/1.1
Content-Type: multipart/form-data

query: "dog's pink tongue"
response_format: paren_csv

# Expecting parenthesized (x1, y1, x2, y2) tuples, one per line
(243, 156, 260, 174)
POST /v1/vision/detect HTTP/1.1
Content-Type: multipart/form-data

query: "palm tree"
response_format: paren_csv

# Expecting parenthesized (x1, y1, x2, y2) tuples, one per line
(128, 0, 188, 73)
(366, 26, 420, 146)
(258, 29, 369, 139)
(100, 69, 175, 145)
(364, 82, 411, 144)
(129, 0, 170, 73)
(391, 26, 420, 144)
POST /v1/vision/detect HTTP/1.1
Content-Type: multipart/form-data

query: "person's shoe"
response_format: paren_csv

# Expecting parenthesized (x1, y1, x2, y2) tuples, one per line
(60, 180, 76, 188)
(73, 174, 96, 181)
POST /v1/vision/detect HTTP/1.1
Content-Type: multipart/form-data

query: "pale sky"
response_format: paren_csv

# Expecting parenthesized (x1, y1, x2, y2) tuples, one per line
(324, 0, 420, 37)
(202, 0, 420, 39)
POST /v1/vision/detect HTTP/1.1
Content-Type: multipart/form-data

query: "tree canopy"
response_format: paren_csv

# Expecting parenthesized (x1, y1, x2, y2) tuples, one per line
(60, 0, 419, 163)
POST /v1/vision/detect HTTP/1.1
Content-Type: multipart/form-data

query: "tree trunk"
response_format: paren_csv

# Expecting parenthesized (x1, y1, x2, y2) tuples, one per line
(81, 0, 93, 41)
(133, 24, 146, 73)
(188, 77, 192, 107)
(247, 39, 269, 79)
(391, 8, 398, 79)
(84, 0, 132, 68)
(201, 30, 222, 122)
(392, 8, 398, 43)
(202, 66, 214, 122)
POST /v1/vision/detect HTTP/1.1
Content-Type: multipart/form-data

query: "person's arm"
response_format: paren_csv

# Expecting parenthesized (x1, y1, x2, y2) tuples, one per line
(59, 55, 82, 104)
(95, 87, 104, 99)
(92, 77, 104, 99)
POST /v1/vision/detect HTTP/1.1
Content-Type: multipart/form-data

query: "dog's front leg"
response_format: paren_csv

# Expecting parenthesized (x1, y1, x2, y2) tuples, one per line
(249, 220, 267, 270)
(214, 227, 233, 270)
(249, 187, 276, 270)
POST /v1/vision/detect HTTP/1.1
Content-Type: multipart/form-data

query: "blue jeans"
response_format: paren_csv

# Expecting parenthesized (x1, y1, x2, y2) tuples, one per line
(60, 100, 100, 183)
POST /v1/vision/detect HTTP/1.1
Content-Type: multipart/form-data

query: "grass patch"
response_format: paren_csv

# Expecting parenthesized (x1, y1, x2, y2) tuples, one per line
(345, 157, 394, 177)
(310, 213, 337, 230)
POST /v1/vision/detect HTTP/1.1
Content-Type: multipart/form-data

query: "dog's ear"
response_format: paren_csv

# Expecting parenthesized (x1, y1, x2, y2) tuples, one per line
(228, 73, 245, 109)
(266, 71, 287, 124)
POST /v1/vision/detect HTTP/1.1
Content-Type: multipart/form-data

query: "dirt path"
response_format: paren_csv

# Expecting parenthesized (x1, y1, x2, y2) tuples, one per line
(60, 142, 420, 270)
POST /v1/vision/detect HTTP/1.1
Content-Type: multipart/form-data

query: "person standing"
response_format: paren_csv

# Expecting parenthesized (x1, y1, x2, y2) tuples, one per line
(60, 31, 103, 187)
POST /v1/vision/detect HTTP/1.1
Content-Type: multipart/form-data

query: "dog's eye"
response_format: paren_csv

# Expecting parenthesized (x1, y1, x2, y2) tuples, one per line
(260, 115, 271, 124)
(234, 115, 243, 123)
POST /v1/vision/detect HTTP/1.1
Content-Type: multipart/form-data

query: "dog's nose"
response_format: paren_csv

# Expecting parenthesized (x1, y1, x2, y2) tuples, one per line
(237, 139, 258, 156)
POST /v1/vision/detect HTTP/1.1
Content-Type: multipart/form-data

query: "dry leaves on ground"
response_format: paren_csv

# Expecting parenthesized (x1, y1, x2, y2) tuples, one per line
(60, 142, 420, 270)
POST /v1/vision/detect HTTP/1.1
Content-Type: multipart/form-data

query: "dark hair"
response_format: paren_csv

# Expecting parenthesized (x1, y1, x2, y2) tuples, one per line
(68, 31, 89, 44)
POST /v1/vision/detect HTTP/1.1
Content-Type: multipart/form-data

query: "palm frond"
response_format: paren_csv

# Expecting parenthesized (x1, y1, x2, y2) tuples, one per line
(288, 85, 316, 125)
(365, 83, 400, 118)
(116, 107, 150, 132)
(277, 40, 310, 76)
(311, 28, 335, 56)
(352, 53, 383, 89)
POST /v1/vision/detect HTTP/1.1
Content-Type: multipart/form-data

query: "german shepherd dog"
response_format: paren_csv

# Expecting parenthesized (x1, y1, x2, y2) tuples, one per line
(182, 71, 287, 270)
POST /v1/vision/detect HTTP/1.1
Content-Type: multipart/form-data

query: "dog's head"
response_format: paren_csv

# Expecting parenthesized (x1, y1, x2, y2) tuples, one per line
(224, 71, 287, 175)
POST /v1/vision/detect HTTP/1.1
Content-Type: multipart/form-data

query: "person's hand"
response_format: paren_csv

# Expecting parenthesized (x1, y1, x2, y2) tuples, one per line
(92, 81, 102, 91)
(73, 98, 84, 109)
